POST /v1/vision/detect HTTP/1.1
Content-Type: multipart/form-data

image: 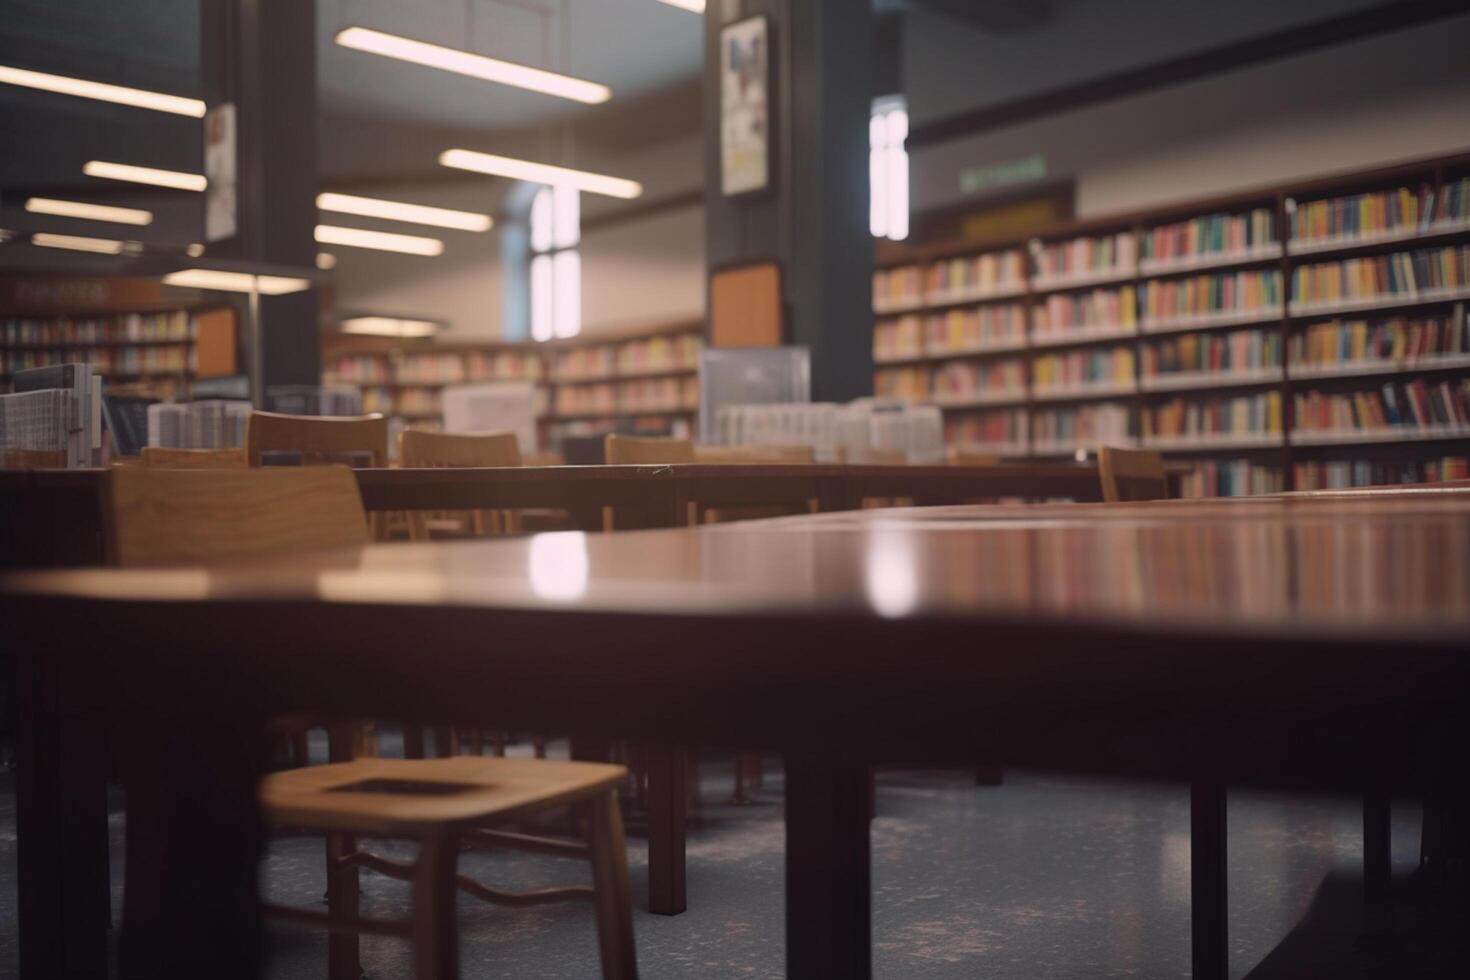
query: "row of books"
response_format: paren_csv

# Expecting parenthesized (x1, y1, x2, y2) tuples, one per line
(554, 333, 702, 380)
(147, 400, 250, 449)
(2, 312, 195, 346)
(1289, 178, 1470, 243)
(552, 377, 699, 416)
(873, 306, 1029, 360)
(1141, 329, 1283, 379)
(324, 355, 392, 384)
(1142, 392, 1284, 442)
(3, 346, 193, 377)
(1289, 313, 1468, 371)
(465, 350, 544, 382)
(944, 410, 1027, 450)
(1033, 232, 1137, 282)
(1032, 402, 1132, 449)
(1032, 346, 1135, 392)
(1140, 270, 1282, 325)
(1033, 288, 1138, 337)
(1178, 460, 1285, 498)
(931, 359, 1026, 403)
(924, 250, 1026, 299)
(873, 366, 929, 402)
(1141, 209, 1276, 263)
(1291, 245, 1470, 307)
(1293, 456, 1470, 490)
(396, 353, 468, 384)
(1291, 378, 1470, 435)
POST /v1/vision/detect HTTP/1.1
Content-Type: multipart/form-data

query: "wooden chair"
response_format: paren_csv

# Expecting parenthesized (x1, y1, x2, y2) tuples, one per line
(245, 410, 389, 467)
(399, 430, 522, 541)
(139, 446, 248, 469)
(603, 433, 694, 465)
(1097, 446, 1168, 502)
(101, 466, 638, 980)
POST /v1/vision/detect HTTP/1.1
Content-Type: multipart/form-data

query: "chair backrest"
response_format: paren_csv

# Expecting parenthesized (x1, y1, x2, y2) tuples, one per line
(947, 449, 1000, 467)
(694, 444, 814, 464)
(604, 433, 695, 465)
(245, 411, 388, 468)
(140, 446, 248, 469)
(1097, 446, 1168, 503)
(399, 429, 521, 468)
(104, 465, 369, 567)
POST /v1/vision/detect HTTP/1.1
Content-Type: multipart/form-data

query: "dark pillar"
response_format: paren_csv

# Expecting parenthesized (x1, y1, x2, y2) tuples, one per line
(201, 0, 320, 392)
(703, 0, 874, 402)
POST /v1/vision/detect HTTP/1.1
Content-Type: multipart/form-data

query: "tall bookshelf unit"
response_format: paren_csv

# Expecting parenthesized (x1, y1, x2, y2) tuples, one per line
(322, 319, 703, 445)
(875, 152, 1470, 494)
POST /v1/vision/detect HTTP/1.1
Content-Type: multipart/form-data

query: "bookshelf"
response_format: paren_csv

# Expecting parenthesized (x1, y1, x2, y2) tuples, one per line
(321, 319, 703, 443)
(0, 278, 237, 401)
(873, 152, 1470, 495)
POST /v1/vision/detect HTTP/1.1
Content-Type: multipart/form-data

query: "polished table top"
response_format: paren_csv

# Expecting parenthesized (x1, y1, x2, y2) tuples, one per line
(9, 489, 1470, 642)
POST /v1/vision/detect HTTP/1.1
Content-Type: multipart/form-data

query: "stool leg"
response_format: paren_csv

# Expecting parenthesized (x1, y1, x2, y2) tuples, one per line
(587, 791, 639, 979)
(327, 834, 362, 980)
(412, 829, 460, 980)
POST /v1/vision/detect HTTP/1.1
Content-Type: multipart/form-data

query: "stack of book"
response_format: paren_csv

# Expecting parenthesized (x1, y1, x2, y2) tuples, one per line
(146, 399, 250, 450)
(1032, 346, 1135, 397)
(1291, 378, 1470, 442)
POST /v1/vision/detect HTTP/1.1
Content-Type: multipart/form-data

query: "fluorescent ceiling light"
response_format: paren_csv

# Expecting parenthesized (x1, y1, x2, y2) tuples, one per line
(316, 253, 337, 270)
(315, 224, 444, 256)
(316, 192, 492, 232)
(335, 27, 610, 105)
(26, 197, 152, 226)
(339, 316, 439, 338)
(162, 269, 311, 295)
(31, 232, 125, 255)
(655, 0, 706, 11)
(439, 149, 642, 200)
(84, 160, 207, 192)
(0, 64, 205, 117)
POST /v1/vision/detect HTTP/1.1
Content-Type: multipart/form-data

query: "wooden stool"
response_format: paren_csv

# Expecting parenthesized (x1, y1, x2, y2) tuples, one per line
(261, 756, 637, 980)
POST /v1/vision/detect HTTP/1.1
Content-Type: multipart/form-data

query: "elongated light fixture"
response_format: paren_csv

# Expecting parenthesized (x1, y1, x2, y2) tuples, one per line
(316, 192, 492, 232)
(655, 0, 706, 11)
(162, 269, 311, 295)
(335, 27, 610, 105)
(31, 232, 125, 255)
(339, 317, 440, 338)
(83, 160, 207, 192)
(0, 64, 205, 117)
(26, 197, 152, 226)
(315, 224, 444, 256)
(439, 149, 642, 200)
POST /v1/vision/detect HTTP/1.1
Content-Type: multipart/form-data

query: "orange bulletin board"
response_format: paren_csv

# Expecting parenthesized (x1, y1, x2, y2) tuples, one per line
(710, 262, 782, 348)
(194, 308, 238, 378)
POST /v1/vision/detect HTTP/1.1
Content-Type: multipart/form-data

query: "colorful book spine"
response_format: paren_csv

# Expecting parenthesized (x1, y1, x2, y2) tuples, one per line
(1032, 288, 1137, 337)
(1179, 460, 1285, 498)
(924, 304, 1027, 354)
(1143, 392, 1283, 439)
(1142, 329, 1282, 378)
(1294, 456, 1470, 489)
(1291, 246, 1470, 305)
(1141, 270, 1282, 321)
(873, 366, 930, 402)
(1142, 209, 1276, 262)
(874, 316, 925, 361)
(1291, 378, 1470, 433)
(1034, 233, 1137, 280)
(1290, 314, 1468, 369)
(1032, 346, 1135, 391)
(1290, 184, 1436, 241)
(1031, 402, 1132, 447)
(945, 409, 1027, 449)
(931, 359, 1026, 401)
(925, 250, 1025, 298)
(873, 266, 924, 310)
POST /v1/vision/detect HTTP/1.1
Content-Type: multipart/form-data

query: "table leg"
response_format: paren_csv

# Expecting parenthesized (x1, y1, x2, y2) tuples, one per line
(1363, 789, 1393, 943)
(119, 718, 266, 980)
(16, 643, 110, 980)
(646, 742, 687, 915)
(785, 749, 871, 979)
(1190, 781, 1228, 980)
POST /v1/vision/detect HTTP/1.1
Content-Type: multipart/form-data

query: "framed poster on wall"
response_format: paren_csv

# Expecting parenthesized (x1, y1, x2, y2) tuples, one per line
(720, 15, 771, 197)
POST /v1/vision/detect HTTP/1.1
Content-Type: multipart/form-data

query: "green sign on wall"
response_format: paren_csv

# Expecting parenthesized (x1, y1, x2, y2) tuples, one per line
(959, 154, 1048, 195)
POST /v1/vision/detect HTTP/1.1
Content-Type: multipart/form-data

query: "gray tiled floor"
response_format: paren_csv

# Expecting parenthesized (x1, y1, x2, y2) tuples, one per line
(0, 739, 1462, 979)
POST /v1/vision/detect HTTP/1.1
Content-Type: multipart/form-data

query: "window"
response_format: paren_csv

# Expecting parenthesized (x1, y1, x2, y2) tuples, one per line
(530, 184, 581, 340)
(870, 97, 908, 242)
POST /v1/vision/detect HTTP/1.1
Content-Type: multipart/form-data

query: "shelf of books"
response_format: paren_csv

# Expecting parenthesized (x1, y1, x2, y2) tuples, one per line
(872, 153, 1470, 495)
(322, 320, 703, 442)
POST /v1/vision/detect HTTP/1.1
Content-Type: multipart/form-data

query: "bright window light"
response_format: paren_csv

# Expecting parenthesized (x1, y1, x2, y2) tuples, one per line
(30, 232, 125, 255)
(83, 160, 207, 191)
(529, 185, 581, 340)
(314, 224, 444, 256)
(0, 64, 205, 117)
(870, 97, 909, 242)
(26, 197, 152, 226)
(339, 317, 439, 338)
(162, 269, 311, 295)
(316, 192, 492, 232)
(440, 148, 642, 200)
(335, 27, 610, 105)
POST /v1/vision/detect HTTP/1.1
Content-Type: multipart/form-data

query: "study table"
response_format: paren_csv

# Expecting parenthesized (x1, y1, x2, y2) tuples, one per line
(6, 490, 1470, 979)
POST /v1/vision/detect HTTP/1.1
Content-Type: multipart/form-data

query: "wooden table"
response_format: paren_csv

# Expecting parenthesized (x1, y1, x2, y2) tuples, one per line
(0, 461, 1123, 566)
(6, 490, 1469, 979)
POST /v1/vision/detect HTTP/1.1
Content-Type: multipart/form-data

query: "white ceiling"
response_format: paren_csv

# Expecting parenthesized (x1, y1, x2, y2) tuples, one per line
(317, 0, 704, 130)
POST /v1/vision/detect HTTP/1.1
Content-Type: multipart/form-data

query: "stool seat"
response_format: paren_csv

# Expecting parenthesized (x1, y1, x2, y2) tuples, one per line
(262, 756, 627, 837)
